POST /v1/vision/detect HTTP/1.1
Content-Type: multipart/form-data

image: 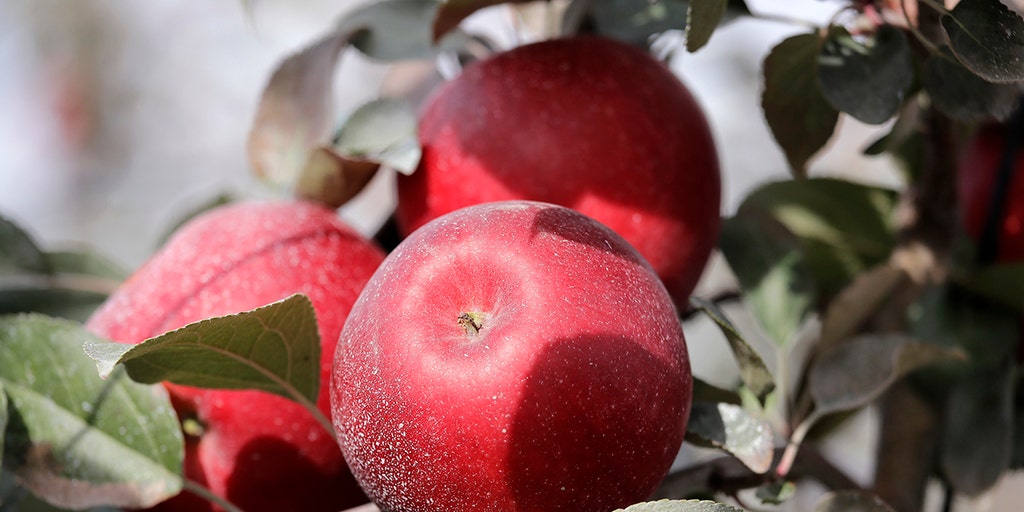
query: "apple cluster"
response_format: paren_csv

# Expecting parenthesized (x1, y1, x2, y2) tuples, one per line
(88, 35, 720, 512)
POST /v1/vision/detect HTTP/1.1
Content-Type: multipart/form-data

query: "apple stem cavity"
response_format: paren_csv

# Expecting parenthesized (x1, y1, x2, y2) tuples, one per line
(458, 311, 486, 337)
(182, 417, 206, 438)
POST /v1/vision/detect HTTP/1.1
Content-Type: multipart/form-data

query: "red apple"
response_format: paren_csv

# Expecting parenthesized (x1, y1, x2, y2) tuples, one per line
(332, 200, 692, 512)
(958, 121, 1024, 263)
(86, 200, 384, 512)
(396, 35, 721, 304)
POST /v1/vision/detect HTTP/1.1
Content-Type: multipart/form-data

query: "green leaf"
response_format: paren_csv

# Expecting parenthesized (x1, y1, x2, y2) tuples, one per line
(692, 377, 742, 405)
(818, 262, 908, 352)
(813, 490, 896, 512)
(615, 499, 745, 512)
(340, 0, 469, 61)
(719, 213, 815, 348)
(564, 0, 689, 47)
(910, 285, 1019, 370)
(686, 0, 727, 52)
(817, 25, 913, 124)
(738, 178, 898, 299)
(0, 380, 6, 464)
(956, 262, 1024, 309)
(941, 363, 1015, 496)
(809, 334, 966, 416)
(0, 214, 50, 275)
(0, 314, 182, 509)
(335, 98, 421, 175)
(922, 47, 1022, 122)
(685, 401, 775, 473)
(942, 0, 1024, 83)
(762, 32, 839, 177)
(294, 147, 382, 209)
(689, 297, 775, 403)
(83, 294, 321, 406)
(756, 481, 796, 505)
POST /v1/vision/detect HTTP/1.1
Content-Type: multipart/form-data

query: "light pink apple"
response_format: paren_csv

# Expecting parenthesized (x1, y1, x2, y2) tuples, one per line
(332, 200, 692, 512)
(87, 200, 383, 512)
(396, 36, 721, 304)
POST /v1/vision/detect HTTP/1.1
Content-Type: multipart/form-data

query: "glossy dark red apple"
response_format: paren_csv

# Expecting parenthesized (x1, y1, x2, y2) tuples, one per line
(333, 200, 692, 512)
(87, 200, 384, 512)
(958, 121, 1024, 263)
(396, 36, 722, 304)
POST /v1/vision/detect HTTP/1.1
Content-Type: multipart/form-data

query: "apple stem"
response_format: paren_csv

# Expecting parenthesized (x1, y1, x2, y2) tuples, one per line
(458, 311, 484, 337)
(183, 479, 244, 512)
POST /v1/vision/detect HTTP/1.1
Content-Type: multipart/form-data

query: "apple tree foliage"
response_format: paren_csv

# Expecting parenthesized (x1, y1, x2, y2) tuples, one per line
(2, 0, 1024, 511)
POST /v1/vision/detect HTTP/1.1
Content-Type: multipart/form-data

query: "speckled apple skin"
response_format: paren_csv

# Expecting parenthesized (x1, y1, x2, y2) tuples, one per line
(333, 201, 692, 512)
(87, 200, 384, 512)
(397, 36, 721, 304)
(958, 122, 1024, 262)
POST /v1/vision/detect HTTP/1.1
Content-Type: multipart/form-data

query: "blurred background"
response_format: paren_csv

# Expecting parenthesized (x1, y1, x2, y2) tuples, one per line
(11, 0, 1010, 510)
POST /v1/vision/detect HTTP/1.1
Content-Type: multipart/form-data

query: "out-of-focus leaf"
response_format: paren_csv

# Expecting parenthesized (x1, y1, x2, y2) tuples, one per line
(564, 0, 688, 47)
(813, 491, 896, 512)
(818, 262, 907, 352)
(83, 294, 320, 406)
(956, 262, 1024, 309)
(247, 32, 350, 190)
(762, 32, 838, 176)
(0, 314, 182, 509)
(817, 25, 913, 124)
(809, 334, 966, 416)
(685, 402, 774, 473)
(335, 97, 421, 175)
(614, 499, 745, 512)
(942, 0, 1024, 83)
(686, 0, 727, 52)
(692, 377, 742, 405)
(340, 0, 469, 61)
(910, 285, 1019, 370)
(756, 481, 796, 505)
(689, 297, 775, 403)
(923, 47, 1022, 122)
(719, 213, 814, 348)
(0, 214, 50, 275)
(294, 147, 381, 209)
(738, 178, 898, 299)
(941, 363, 1015, 496)
(434, 0, 532, 41)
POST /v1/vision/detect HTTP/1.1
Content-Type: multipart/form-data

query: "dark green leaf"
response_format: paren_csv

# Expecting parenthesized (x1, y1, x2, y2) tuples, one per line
(686, 0, 727, 52)
(0, 314, 182, 509)
(0, 214, 50, 275)
(685, 402, 774, 473)
(692, 377, 742, 405)
(689, 297, 775, 403)
(335, 98, 421, 175)
(0, 381, 6, 464)
(341, 0, 470, 61)
(910, 285, 1019, 369)
(942, 0, 1024, 83)
(738, 178, 898, 299)
(0, 247, 126, 322)
(762, 32, 839, 176)
(614, 499, 745, 512)
(941, 363, 1015, 496)
(83, 294, 321, 406)
(817, 25, 913, 124)
(956, 262, 1024, 308)
(719, 213, 814, 348)
(809, 334, 966, 416)
(923, 47, 1022, 122)
(813, 490, 896, 512)
(564, 0, 688, 47)
(756, 481, 796, 505)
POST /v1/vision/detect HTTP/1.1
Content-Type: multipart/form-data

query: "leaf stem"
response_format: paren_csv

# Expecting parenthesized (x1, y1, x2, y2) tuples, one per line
(775, 411, 821, 478)
(184, 479, 244, 512)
